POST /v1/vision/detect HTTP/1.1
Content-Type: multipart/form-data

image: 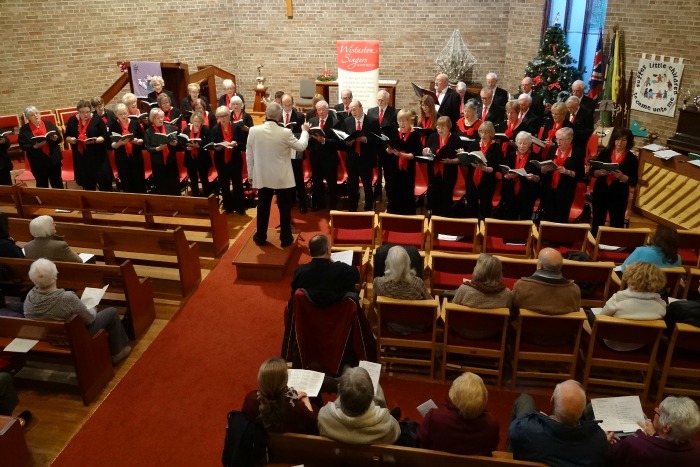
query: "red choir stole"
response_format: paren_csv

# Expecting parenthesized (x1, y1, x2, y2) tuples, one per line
(607, 150, 626, 185)
(77, 117, 90, 154)
(433, 134, 448, 177)
(457, 118, 482, 137)
(189, 126, 201, 157)
(513, 151, 530, 195)
(551, 146, 572, 189)
(421, 116, 434, 146)
(119, 120, 133, 156)
(30, 119, 51, 156)
(473, 140, 492, 187)
(221, 124, 233, 164)
(398, 128, 411, 171)
(155, 125, 170, 163)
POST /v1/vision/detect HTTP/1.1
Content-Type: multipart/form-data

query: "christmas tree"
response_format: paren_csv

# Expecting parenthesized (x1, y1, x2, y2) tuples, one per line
(521, 23, 583, 107)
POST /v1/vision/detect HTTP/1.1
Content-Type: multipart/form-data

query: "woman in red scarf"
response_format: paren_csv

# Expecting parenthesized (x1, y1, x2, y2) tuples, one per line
(180, 111, 212, 197)
(192, 98, 216, 128)
(210, 106, 245, 214)
(539, 127, 584, 223)
(418, 95, 439, 146)
(536, 102, 571, 157)
(384, 109, 421, 215)
(91, 97, 117, 128)
(144, 108, 180, 195)
(498, 131, 542, 220)
(64, 99, 111, 190)
(217, 79, 245, 109)
(422, 116, 461, 217)
(110, 103, 146, 193)
(496, 100, 527, 154)
(589, 128, 638, 234)
(455, 99, 482, 142)
(18, 105, 63, 188)
(157, 94, 182, 128)
(465, 121, 503, 219)
(147, 76, 175, 105)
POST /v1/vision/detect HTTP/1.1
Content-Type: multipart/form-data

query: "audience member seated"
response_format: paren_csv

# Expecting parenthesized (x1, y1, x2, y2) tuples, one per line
(291, 235, 359, 307)
(372, 243, 423, 279)
(508, 379, 608, 466)
(0, 213, 23, 258)
(0, 373, 31, 428)
(598, 262, 666, 351)
(23, 259, 131, 364)
(241, 357, 319, 435)
(373, 245, 431, 335)
(22, 215, 82, 263)
(512, 247, 581, 315)
(318, 366, 400, 445)
(665, 281, 700, 330)
(621, 224, 681, 272)
(417, 372, 499, 456)
(607, 396, 700, 466)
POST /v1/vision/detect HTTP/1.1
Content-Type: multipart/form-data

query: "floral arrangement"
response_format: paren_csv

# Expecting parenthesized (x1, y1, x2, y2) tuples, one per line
(317, 65, 335, 82)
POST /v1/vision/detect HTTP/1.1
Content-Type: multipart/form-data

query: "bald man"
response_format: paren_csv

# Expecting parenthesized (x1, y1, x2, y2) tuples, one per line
(512, 248, 581, 316)
(486, 72, 509, 108)
(434, 73, 461, 125)
(520, 77, 544, 117)
(509, 380, 608, 466)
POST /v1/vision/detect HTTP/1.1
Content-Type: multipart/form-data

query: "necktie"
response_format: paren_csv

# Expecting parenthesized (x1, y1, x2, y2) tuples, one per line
(482, 107, 488, 121)
(345, 106, 349, 112)
(570, 114, 575, 123)
(379, 108, 384, 125)
(355, 119, 362, 153)
(320, 119, 325, 130)
(285, 113, 290, 125)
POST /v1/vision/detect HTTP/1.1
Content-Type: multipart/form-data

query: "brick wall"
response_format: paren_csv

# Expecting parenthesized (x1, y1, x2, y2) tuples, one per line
(0, 0, 695, 145)
(605, 0, 700, 143)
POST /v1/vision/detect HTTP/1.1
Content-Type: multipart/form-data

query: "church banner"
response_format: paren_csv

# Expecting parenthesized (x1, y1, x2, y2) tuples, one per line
(130, 61, 163, 98)
(337, 41, 379, 110)
(631, 55, 684, 117)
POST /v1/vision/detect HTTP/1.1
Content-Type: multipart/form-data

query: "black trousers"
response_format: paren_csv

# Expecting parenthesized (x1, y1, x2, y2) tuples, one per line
(215, 157, 245, 212)
(310, 152, 338, 209)
(34, 165, 63, 189)
(291, 158, 307, 207)
(346, 153, 374, 211)
(187, 165, 211, 197)
(256, 187, 294, 244)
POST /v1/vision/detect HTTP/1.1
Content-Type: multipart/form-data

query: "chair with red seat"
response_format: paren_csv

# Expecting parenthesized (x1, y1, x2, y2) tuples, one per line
(678, 229, 700, 268)
(586, 226, 651, 263)
(582, 314, 666, 401)
(378, 212, 428, 250)
(496, 256, 539, 290)
(682, 268, 700, 299)
(375, 295, 440, 378)
(560, 259, 617, 307)
(441, 300, 509, 386)
(175, 150, 189, 194)
(0, 114, 21, 152)
(60, 149, 75, 187)
(426, 251, 480, 295)
(330, 210, 377, 249)
(141, 149, 154, 192)
(282, 289, 376, 376)
(480, 218, 533, 258)
(568, 182, 589, 223)
(414, 162, 429, 213)
(427, 216, 479, 254)
(14, 152, 35, 184)
(655, 322, 700, 404)
(511, 308, 587, 388)
(452, 166, 467, 202)
(532, 220, 591, 256)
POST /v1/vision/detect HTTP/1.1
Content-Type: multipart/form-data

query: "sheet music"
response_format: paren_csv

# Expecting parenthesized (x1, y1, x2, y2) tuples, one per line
(81, 285, 108, 310)
(330, 250, 354, 266)
(591, 396, 646, 433)
(437, 234, 462, 241)
(687, 159, 700, 168)
(417, 399, 438, 417)
(653, 149, 682, 160)
(287, 369, 325, 397)
(359, 360, 382, 395)
(79, 253, 95, 263)
(642, 143, 664, 151)
(591, 307, 604, 315)
(597, 244, 623, 251)
(3, 338, 39, 353)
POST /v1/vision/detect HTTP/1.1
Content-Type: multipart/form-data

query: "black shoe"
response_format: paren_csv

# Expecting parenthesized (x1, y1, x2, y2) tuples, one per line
(280, 238, 294, 248)
(253, 235, 267, 246)
(17, 410, 32, 427)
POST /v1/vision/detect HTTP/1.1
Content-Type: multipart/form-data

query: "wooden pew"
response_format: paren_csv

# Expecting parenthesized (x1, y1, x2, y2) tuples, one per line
(10, 186, 229, 258)
(0, 258, 155, 339)
(8, 218, 201, 297)
(0, 185, 20, 216)
(266, 433, 546, 466)
(0, 314, 113, 405)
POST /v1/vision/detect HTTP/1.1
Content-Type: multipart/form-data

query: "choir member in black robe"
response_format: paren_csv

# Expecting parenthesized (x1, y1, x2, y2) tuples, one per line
(144, 108, 180, 196)
(307, 100, 338, 211)
(211, 105, 246, 214)
(539, 127, 585, 223)
(384, 108, 421, 215)
(465, 121, 503, 220)
(64, 99, 111, 191)
(18, 105, 63, 188)
(423, 116, 462, 218)
(498, 131, 541, 221)
(179, 110, 212, 197)
(110, 103, 146, 193)
(147, 76, 175, 105)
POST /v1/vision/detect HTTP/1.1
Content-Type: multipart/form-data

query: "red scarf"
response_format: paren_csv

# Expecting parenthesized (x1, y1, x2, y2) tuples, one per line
(163, 109, 172, 122)
(155, 125, 170, 163)
(547, 121, 563, 142)
(421, 115, 433, 146)
(225, 94, 231, 108)
(551, 146, 572, 189)
(99, 112, 108, 125)
(221, 123, 233, 164)
(513, 150, 530, 195)
(119, 120, 133, 156)
(432, 134, 448, 177)
(189, 126, 201, 157)
(77, 117, 90, 154)
(473, 140, 492, 187)
(457, 118, 482, 137)
(501, 119, 520, 154)
(398, 128, 411, 171)
(607, 150, 627, 185)
(231, 111, 242, 123)
(30, 119, 51, 156)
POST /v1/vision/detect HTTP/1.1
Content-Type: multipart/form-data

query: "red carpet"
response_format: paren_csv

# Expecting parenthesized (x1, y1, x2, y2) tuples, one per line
(52, 207, 547, 466)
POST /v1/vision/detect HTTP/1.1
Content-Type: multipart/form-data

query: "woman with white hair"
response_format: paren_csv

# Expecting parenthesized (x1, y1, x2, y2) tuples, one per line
(146, 76, 175, 105)
(181, 82, 210, 113)
(210, 105, 245, 214)
(23, 215, 81, 263)
(18, 105, 64, 188)
(465, 120, 503, 220)
(144, 108, 180, 195)
(110, 103, 146, 193)
(373, 245, 431, 335)
(539, 126, 584, 223)
(23, 259, 131, 364)
(418, 372, 499, 456)
(498, 131, 541, 220)
(64, 99, 112, 191)
(217, 79, 245, 109)
(607, 396, 700, 465)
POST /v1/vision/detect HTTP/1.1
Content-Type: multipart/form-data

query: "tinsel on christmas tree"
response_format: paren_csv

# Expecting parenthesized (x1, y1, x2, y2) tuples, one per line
(521, 23, 583, 107)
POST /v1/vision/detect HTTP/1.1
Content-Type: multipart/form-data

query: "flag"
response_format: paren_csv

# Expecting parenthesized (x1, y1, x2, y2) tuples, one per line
(611, 28, 621, 102)
(588, 29, 603, 99)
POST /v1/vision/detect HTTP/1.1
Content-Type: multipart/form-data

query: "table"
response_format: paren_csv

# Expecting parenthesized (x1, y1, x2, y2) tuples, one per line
(315, 80, 398, 107)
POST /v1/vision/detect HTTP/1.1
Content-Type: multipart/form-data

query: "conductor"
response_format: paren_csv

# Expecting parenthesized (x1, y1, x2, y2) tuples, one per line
(247, 102, 310, 247)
